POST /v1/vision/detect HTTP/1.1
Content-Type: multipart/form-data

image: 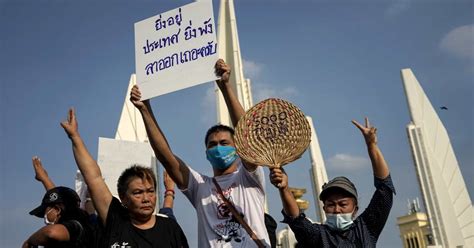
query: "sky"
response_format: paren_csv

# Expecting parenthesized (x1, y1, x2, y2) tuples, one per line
(1, 0, 473, 247)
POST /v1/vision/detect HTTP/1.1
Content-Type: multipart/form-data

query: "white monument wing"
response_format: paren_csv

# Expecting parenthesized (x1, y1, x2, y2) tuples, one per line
(402, 68, 473, 247)
(97, 137, 160, 208)
(115, 74, 148, 142)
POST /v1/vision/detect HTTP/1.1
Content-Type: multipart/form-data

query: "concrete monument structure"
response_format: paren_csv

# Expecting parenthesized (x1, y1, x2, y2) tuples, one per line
(402, 68, 473, 247)
(115, 74, 148, 143)
(98, 74, 160, 207)
(307, 116, 329, 223)
(215, 0, 253, 126)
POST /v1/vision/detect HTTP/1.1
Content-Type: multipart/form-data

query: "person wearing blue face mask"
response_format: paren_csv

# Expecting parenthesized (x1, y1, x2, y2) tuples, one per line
(270, 118, 396, 248)
(130, 59, 271, 247)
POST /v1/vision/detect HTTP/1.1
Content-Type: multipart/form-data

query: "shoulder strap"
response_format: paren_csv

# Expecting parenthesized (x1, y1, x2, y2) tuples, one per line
(212, 178, 265, 248)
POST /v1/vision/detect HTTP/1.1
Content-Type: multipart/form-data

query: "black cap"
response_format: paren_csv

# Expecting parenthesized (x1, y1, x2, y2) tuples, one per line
(29, 186, 80, 218)
(319, 176, 358, 201)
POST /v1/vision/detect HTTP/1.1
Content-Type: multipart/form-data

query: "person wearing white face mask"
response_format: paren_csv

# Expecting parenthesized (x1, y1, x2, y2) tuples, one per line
(130, 59, 271, 247)
(270, 117, 396, 248)
(23, 186, 94, 248)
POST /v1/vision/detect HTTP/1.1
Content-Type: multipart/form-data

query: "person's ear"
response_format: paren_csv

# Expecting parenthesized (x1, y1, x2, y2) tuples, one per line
(352, 205, 359, 218)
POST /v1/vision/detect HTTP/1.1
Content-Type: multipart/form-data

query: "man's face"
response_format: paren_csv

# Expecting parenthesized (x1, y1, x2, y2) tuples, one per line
(122, 177, 156, 218)
(323, 192, 357, 216)
(206, 131, 235, 149)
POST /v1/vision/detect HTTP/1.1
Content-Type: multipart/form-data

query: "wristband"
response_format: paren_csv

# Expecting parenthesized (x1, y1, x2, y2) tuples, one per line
(164, 189, 175, 195)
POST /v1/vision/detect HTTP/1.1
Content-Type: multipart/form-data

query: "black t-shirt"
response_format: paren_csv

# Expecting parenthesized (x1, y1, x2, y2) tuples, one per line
(102, 197, 188, 248)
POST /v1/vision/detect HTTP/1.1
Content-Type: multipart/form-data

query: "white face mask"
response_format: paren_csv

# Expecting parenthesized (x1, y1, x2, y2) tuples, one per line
(44, 208, 56, 225)
(325, 212, 354, 231)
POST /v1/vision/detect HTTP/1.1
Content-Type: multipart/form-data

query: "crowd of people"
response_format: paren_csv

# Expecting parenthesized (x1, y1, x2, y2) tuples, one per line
(23, 59, 395, 248)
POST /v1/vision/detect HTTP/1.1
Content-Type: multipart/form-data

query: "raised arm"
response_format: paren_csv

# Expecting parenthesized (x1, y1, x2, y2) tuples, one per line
(269, 168, 300, 218)
(352, 117, 389, 179)
(22, 224, 70, 248)
(32, 156, 55, 191)
(162, 170, 175, 209)
(130, 86, 189, 189)
(215, 59, 258, 171)
(215, 59, 245, 126)
(60, 108, 112, 225)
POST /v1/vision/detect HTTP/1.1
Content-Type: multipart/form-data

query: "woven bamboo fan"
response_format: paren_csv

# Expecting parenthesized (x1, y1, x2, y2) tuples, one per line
(234, 98, 311, 168)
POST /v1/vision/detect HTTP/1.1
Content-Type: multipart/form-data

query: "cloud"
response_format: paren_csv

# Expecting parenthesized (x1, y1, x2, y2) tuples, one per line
(385, 0, 412, 17)
(243, 59, 264, 79)
(252, 83, 299, 103)
(439, 24, 474, 59)
(326, 153, 370, 171)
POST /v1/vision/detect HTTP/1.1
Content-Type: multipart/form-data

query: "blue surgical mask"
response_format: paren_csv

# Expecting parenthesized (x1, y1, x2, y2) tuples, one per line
(206, 145, 238, 170)
(325, 212, 354, 231)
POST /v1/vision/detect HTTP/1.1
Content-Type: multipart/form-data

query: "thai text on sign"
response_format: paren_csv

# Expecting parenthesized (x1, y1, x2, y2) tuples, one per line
(134, 1, 218, 100)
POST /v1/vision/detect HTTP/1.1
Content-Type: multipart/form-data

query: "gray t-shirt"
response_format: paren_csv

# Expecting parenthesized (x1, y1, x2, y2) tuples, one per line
(182, 160, 270, 247)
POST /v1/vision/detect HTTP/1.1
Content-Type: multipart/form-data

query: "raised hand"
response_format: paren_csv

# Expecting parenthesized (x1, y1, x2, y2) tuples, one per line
(60, 108, 79, 139)
(352, 117, 377, 145)
(214, 59, 231, 85)
(269, 167, 288, 190)
(32, 156, 49, 182)
(32, 156, 55, 190)
(130, 85, 148, 110)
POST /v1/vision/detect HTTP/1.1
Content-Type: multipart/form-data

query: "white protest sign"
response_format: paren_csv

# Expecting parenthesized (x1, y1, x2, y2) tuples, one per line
(134, 1, 218, 100)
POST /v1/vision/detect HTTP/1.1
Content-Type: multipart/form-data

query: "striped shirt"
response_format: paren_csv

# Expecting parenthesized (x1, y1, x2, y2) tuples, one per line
(282, 175, 395, 248)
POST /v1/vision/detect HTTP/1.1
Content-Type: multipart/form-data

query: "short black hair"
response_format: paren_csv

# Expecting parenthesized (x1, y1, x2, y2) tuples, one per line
(204, 124, 235, 145)
(117, 164, 156, 199)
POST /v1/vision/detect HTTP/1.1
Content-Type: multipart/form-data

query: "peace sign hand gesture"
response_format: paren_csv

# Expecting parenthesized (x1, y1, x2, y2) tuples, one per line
(60, 108, 79, 139)
(352, 117, 377, 146)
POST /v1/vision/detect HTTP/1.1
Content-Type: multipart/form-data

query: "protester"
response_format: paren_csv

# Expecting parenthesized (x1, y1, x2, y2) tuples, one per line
(60, 108, 188, 248)
(23, 184, 94, 248)
(270, 118, 395, 247)
(130, 59, 270, 247)
(31, 156, 104, 247)
(32, 157, 96, 217)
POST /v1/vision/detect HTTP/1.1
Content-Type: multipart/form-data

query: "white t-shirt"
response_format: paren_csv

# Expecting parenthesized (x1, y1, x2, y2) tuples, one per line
(182, 160, 270, 247)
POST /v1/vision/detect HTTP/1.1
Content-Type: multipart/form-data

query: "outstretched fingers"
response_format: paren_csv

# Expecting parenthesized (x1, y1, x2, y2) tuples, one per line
(351, 119, 364, 131)
(60, 108, 79, 138)
(353, 117, 378, 145)
(32, 156, 48, 181)
(68, 108, 76, 124)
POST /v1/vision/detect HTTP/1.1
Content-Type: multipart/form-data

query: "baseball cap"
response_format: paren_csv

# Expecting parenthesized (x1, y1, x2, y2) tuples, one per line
(319, 176, 358, 201)
(29, 186, 81, 218)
